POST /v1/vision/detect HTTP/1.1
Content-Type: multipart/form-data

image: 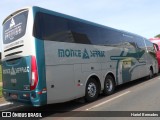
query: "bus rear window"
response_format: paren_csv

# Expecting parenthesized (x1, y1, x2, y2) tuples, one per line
(3, 11, 28, 44)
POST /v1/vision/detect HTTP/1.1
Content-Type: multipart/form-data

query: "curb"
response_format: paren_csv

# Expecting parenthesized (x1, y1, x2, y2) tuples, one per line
(0, 102, 13, 111)
(0, 102, 12, 107)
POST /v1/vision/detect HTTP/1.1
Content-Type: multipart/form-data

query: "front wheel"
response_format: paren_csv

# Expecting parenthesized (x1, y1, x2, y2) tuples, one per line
(85, 78, 99, 102)
(103, 75, 115, 96)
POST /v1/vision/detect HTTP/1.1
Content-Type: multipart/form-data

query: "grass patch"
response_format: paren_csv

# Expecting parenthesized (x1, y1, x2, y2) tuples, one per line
(0, 86, 2, 97)
(0, 65, 2, 97)
(0, 65, 2, 82)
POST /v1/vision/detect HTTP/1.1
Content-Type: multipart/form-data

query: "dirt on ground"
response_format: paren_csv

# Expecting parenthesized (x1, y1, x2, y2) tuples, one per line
(0, 97, 6, 104)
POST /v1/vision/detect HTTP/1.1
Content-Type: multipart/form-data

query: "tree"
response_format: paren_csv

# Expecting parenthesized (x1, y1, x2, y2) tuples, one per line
(155, 34, 160, 38)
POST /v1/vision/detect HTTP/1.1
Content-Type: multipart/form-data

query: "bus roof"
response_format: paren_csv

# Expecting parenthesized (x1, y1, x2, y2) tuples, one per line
(3, 6, 147, 40)
(2, 6, 32, 25)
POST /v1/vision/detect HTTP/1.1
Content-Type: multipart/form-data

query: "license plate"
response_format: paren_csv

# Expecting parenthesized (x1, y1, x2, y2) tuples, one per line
(10, 94, 18, 99)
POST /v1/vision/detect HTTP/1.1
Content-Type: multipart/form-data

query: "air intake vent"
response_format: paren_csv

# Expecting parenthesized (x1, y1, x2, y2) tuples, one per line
(5, 51, 22, 57)
(4, 45, 24, 52)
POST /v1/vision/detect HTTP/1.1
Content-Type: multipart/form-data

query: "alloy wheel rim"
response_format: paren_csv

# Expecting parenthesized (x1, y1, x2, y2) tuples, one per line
(106, 79, 113, 92)
(87, 82, 97, 97)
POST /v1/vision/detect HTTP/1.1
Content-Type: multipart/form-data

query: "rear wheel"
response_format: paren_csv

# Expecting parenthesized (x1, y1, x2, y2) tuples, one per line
(85, 78, 99, 102)
(103, 75, 115, 96)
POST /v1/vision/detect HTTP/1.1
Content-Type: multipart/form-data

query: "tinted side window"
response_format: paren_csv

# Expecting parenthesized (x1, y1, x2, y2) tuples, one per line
(99, 28, 122, 46)
(34, 12, 94, 44)
(145, 40, 154, 52)
(121, 34, 139, 59)
(122, 34, 137, 49)
(69, 21, 122, 45)
(33, 12, 71, 42)
(68, 20, 98, 44)
(33, 12, 122, 45)
(135, 37, 145, 49)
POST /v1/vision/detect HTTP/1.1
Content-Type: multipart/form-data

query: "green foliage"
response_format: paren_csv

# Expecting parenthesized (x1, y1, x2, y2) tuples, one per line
(0, 87, 1, 97)
(155, 34, 160, 38)
(0, 66, 1, 82)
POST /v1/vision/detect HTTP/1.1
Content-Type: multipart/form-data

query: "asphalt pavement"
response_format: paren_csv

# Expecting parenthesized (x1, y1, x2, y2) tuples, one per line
(0, 75, 160, 120)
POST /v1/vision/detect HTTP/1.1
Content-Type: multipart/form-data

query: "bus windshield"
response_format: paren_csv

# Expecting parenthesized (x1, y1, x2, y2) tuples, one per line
(3, 10, 28, 44)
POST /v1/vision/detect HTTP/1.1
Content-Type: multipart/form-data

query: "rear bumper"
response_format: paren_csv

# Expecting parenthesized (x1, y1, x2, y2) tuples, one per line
(3, 89, 47, 107)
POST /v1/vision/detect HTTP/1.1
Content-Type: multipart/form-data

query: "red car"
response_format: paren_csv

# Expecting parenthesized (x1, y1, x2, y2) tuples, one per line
(150, 38, 160, 71)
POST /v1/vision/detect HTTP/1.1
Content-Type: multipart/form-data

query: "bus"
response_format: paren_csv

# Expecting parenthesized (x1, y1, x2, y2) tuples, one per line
(2, 6, 158, 106)
(150, 38, 160, 71)
(150, 38, 160, 47)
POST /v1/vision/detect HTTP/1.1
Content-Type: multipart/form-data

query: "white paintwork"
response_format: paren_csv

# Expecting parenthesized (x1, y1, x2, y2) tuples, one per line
(2, 7, 36, 61)
(44, 40, 158, 104)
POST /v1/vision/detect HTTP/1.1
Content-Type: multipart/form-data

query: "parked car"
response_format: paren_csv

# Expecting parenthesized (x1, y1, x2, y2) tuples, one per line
(150, 38, 160, 71)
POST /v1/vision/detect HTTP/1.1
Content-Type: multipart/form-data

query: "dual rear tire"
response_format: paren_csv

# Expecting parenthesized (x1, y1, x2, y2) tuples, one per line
(85, 75, 115, 102)
(103, 75, 115, 96)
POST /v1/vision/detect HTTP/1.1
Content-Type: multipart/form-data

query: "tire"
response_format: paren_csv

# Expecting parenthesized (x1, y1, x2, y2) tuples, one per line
(85, 78, 99, 102)
(103, 75, 115, 96)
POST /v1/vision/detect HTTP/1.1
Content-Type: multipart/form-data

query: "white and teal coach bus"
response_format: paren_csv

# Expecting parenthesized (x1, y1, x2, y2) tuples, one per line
(2, 6, 158, 106)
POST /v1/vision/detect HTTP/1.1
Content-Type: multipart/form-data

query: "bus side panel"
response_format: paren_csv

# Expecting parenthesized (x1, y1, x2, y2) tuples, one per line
(45, 65, 75, 104)
(73, 64, 85, 98)
(35, 38, 47, 106)
(44, 41, 76, 104)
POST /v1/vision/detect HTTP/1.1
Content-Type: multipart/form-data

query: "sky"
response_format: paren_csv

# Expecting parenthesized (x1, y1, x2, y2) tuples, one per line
(1, 0, 160, 51)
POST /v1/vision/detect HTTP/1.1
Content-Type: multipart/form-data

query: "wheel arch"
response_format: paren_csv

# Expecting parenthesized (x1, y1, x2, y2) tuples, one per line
(150, 65, 153, 72)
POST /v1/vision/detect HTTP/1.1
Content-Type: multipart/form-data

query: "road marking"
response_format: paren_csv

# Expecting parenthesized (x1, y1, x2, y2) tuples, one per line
(0, 105, 23, 111)
(0, 102, 12, 107)
(86, 91, 131, 111)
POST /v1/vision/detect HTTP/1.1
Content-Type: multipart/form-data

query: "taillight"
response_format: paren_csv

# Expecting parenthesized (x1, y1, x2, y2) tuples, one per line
(30, 56, 38, 90)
